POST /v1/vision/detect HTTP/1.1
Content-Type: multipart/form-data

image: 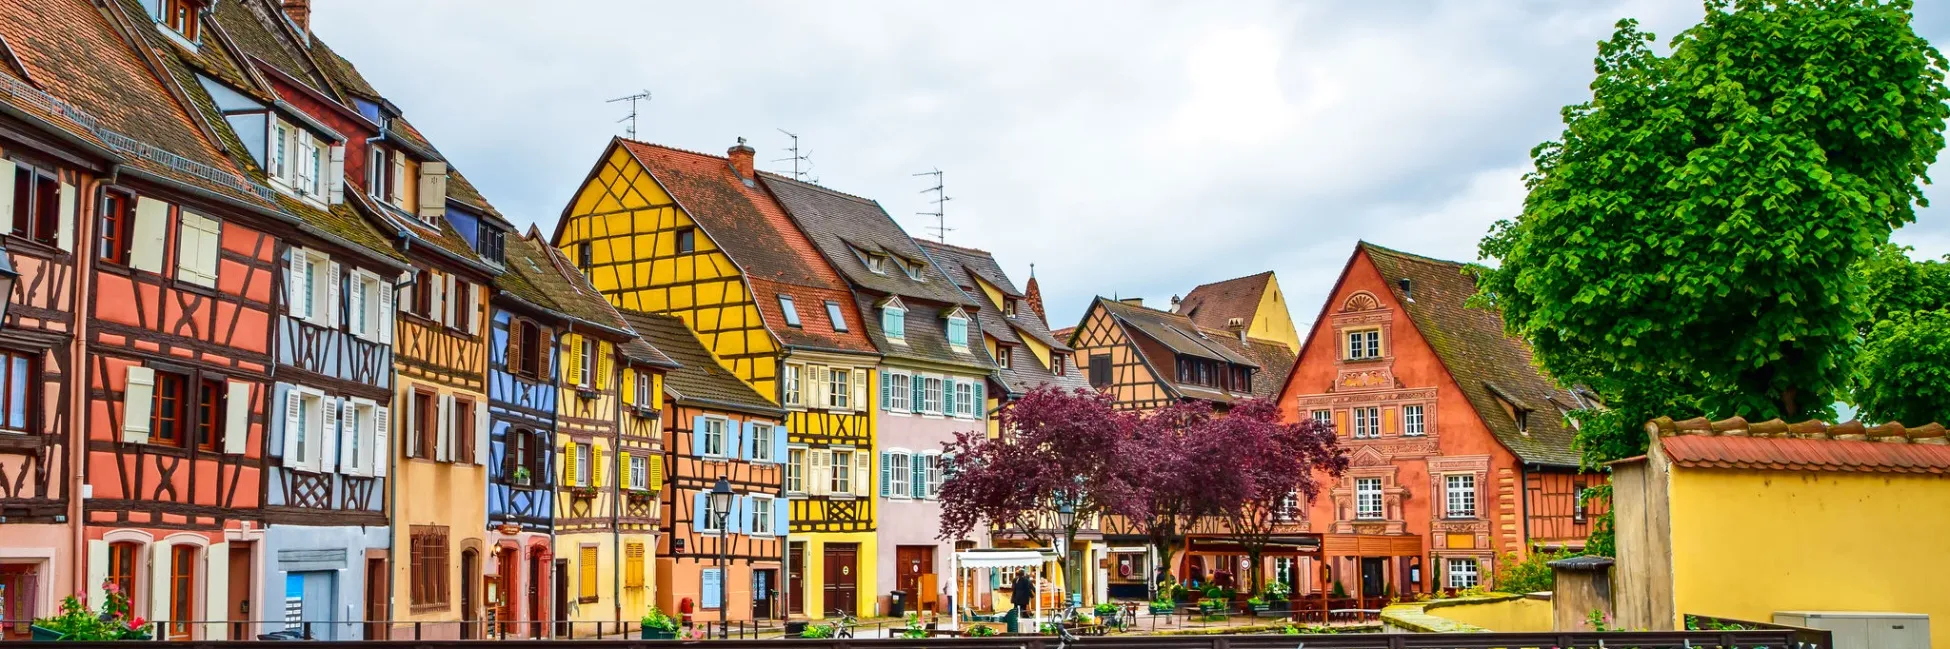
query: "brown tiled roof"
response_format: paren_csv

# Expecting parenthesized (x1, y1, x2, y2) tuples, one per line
(1025, 276, 1046, 320)
(1053, 326, 1076, 343)
(621, 310, 778, 414)
(1209, 331, 1296, 401)
(748, 277, 878, 354)
(618, 337, 679, 369)
(0, 0, 269, 208)
(446, 167, 511, 227)
(1097, 298, 1258, 367)
(211, 0, 335, 97)
(1178, 271, 1273, 332)
(1359, 242, 1581, 466)
(523, 233, 634, 334)
(918, 241, 1088, 395)
(1636, 416, 1950, 473)
(305, 37, 378, 101)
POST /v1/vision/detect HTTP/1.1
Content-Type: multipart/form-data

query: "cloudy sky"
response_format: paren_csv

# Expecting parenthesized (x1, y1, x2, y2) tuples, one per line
(313, 0, 1950, 331)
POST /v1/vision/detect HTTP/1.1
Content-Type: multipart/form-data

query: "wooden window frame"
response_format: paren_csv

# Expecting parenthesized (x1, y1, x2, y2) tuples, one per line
(830, 449, 853, 495)
(0, 349, 39, 433)
(1050, 353, 1065, 376)
(450, 281, 473, 333)
(1345, 328, 1382, 361)
(10, 164, 59, 246)
(99, 190, 134, 265)
(749, 495, 774, 536)
(1403, 404, 1426, 436)
(515, 320, 542, 378)
(409, 525, 451, 609)
(412, 270, 433, 317)
(887, 451, 910, 497)
(412, 390, 436, 460)
(995, 345, 1013, 369)
(1354, 477, 1383, 520)
(674, 228, 695, 255)
(107, 541, 139, 604)
(151, 371, 188, 448)
(159, 0, 201, 42)
(454, 395, 475, 462)
(786, 447, 805, 494)
(168, 545, 195, 637)
(826, 368, 849, 410)
(194, 378, 223, 452)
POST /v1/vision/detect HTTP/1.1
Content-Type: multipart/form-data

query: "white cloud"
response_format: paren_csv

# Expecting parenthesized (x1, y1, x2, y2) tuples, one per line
(310, 0, 1950, 332)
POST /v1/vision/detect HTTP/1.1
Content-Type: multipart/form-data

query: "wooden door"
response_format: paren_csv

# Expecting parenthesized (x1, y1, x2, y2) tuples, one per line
(495, 549, 517, 637)
(751, 569, 775, 620)
(529, 553, 547, 639)
(787, 543, 804, 615)
(895, 546, 934, 599)
(364, 558, 388, 640)
(227, 544, 251, 639)
(0, 563, 38, 640)
(552, 559, 569, 637)
(1359, 558, 1386, 599)
(460, 550, 478, 639)
(822, 544, 857, 616)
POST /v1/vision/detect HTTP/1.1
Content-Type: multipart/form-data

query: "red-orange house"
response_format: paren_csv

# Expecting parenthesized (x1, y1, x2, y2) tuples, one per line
(1276, 242, 1600, 599)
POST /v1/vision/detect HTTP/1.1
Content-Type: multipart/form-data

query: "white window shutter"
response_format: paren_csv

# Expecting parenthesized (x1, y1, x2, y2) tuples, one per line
(121, 366, 155, 443)
(372, 405, 390, 477)
(417, 161, 448, 219)
(436, 393, 452, 462)
(403, 391, 419, 458)
(177, 211, 220, 288)
(853, 451, 871, 497)
(223, 380, 250, 455)
(327, 145, 346, 204)
(0, 160, 14, 221)
(852, 369, 868, 413)
(377, 278, 395, 344)
(285, 249, 304, 320)
(473, 398, 488, 466)
(148, 542, 171, 622)
(56, 181, 75, 252)
(348, 272, 368, 337)
(467, 284, 482, 335)
(442, 274, 457, 328)
(282, 388, 303, 466)
(319, 396, 338, 474)
(811, 450, 830, 497)
(129, 196, 169, 273)
(390, 154, 407, 208)
(325, 260, 342, 329)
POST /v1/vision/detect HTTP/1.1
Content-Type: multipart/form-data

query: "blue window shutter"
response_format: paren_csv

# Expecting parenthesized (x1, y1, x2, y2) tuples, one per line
(691, 416, 707, 457)
(725, 420, 741, 460)
(693, 491, 709, 530)
(773, 426, 788, 466)
(879, 452, 891, 497)
(702, 569, 721, 608)
(912, 454, 926, 498)
(729, 495, 747, 534)
(742, 421, 757, 459)
(880, 370, 891, 411)
(773, 497, 789, 536)
(912, 374, 925, 413)
(975, 382, 986, 417)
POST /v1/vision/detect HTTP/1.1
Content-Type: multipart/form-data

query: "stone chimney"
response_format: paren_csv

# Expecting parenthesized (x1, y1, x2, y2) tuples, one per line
(1024, 276, 1047, 321)
(1227, 317, 1247, 342)
(282, 0, 311, 35)
(1169, 294, 1182, 313)
(727, 137, 755, 179)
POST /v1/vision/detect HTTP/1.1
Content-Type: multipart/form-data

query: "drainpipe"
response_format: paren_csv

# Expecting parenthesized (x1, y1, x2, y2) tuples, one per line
(70, 163, 117, 594)
(385, 270, 414, 631)
(612, 343, 623, 633)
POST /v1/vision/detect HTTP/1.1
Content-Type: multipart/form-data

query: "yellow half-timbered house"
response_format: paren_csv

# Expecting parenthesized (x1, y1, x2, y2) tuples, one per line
(554, 138, 882, 619)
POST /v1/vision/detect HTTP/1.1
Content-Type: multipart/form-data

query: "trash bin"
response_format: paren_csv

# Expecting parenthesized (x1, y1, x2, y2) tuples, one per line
(783, 621, 808, 637)
(889, 590, 908, 617)
(1004, 607, 1020, 634)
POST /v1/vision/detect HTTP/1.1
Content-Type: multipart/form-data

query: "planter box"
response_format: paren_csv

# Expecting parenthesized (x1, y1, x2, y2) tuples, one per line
(31, 626, 65, 642)
(1148, 604, 1175, 615)
(640, 625, 678, 640)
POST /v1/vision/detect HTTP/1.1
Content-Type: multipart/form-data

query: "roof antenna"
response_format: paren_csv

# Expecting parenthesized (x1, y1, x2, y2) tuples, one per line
(915, 168, 952, 243)
(774, 129, 817, 182)
(607, 90, 652, 139)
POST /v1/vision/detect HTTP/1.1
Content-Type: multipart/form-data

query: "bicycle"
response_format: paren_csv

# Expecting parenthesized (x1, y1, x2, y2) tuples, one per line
(828, 610, 858, 639)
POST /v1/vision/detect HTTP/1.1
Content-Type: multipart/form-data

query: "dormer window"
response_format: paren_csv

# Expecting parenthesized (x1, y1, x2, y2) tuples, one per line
(903, 260, 924, 281)
(995, 344, 1013, 369)
(1051, 353, 1066, 376)
(154, 0, 202, 44)
(945, 311, 969, 350)
(779, 295, 801, 327)
(269, 120, 332, 205)
(865, 254, 887, 274)
(1005, 301, 1017, 318)
(368, 147, 399, 205)
(477, 227, 504, 264)
(1345, 329, 1382, 360)
(882, 304, 907, 342)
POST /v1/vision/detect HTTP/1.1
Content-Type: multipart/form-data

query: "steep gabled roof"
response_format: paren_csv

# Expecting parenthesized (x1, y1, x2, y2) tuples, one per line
(1097, 298, 1258, 367)
(622, 310, 778, 416)
(1358, 242, 1581, 466)
(615, 140, 876, 355)
(919, 241, 1088, 395)
(1178, 271, 1273, 331)
(1208, 331, 1296, 401)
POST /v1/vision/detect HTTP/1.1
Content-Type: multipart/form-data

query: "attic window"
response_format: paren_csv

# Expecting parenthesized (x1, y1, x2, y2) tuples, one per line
(824, 301, 848, 332)
(903, 260, 925, 281)
(865, 254, 887, 275)
(1050, 353, 1066, 376)
(1005, 301, 1017, 318)
(779, 295, 801, 327)
(674, 228, 696, 254)
(995, 344, 1013, 369)
(155, 0, 202, 44)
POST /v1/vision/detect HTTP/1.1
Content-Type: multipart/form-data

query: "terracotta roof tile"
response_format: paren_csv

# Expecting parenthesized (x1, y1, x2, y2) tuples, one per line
(1209, 332, 1296, 401)
(1178, 271, 1274, 332)
(1640, 416, 1950, 474)
(747, 278, 877, 354)
(621, 310, 777, 414)
(1360, 242, 1583, 466)
(211, 0, 335, 97)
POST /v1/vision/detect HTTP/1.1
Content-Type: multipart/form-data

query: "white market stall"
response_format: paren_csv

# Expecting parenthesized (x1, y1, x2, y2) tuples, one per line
(945, 548, 1062, 631)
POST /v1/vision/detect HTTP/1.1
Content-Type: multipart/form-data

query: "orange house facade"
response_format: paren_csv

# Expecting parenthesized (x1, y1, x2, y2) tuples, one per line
(1278, 243, 1599, 600)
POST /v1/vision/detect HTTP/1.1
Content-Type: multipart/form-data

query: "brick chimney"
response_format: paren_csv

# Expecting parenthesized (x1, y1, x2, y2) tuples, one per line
(282, 0, 311, 34)
(727, 137, 755, 179)
(1118, 297, 1144, 308)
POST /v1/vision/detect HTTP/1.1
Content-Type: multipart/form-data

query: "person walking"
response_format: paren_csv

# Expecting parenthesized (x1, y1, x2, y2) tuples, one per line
(1008, 570, 1036, 633)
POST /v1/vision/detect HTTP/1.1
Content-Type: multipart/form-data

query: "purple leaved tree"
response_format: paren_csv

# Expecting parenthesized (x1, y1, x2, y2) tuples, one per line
(1202, 399, 1347, 594)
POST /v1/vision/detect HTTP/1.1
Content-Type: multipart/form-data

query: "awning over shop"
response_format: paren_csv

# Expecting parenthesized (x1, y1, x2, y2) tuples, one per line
(953, 548, 1059, 569)
(1322, 533, 1423, 557)
(1184, 535, 1323, 557)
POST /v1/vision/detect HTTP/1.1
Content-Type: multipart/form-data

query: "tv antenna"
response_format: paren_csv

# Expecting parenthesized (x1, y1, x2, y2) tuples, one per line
(915, 168, 952, 243)
(774, 129, 816, 182)
(607, 90, 652, 139)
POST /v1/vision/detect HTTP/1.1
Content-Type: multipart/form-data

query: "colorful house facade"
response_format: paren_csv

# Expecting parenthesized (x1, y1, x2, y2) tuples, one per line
(1612, 416, 1950, 648)
(553, 138, 883, 619)
(1277, 242, 1597, 600)
(766, 176, 995, 616)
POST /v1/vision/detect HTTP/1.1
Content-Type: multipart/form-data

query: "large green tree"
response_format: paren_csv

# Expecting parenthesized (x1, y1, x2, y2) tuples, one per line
(1851, 244, 1950, 423)
(1476, 0, 1950, 468)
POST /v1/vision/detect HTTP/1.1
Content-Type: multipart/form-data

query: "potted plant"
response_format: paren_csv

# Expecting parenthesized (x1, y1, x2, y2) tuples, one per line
(33, 582, 150, 641)
(1093, 602, 1120, 628)
(1245, 595, 1270, 614)
(1148, 597, 1175, 615)
(800, 623, 836, 639)
(1196, 597, 1226, 615)
(571, 484, 599, 500)
(639, 606, 680, 640)
(966, 624, 999, 637)
(511, 466, 532, 486)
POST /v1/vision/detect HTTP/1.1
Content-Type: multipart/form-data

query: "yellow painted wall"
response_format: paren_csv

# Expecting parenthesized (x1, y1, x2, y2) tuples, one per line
(1018, 332, 1052, 371)
(389, 377, 491, 632)
(556, 146, 780, 399)
(619, 533, 658, 621)
(555, 533, 616, 625)
(796, 533, 881, 619)
(1249, 274, 1301, 352)
(1429, 595, 1553, 632)
(1668, 468, 1950, 648)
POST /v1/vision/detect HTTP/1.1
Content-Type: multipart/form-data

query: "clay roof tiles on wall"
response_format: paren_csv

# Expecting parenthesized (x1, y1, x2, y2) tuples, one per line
(1178, 270, 1273, 332)
(1637, 416, 1950, 473)
(1358, 242, 1583, 466)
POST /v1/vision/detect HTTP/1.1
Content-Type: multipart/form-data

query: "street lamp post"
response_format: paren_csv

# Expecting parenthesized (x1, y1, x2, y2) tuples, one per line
(709, 477, 734, 639)
(1056, 500, 1076, 606)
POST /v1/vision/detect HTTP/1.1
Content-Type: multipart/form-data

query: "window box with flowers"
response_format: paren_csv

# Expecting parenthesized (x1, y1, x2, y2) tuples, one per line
(625, 488, 656, 506)
(632, 404, 659, 420)
(571, 485, 600, 500)
(33, 580, 151, 641)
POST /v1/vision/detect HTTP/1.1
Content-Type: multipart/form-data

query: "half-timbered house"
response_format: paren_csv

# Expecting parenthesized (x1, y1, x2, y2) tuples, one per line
(484, 234, 566, 636)
(625, 312, 784, 625)
(1067, 296, 1288, 412)
(553, 138, 882, 619)
(767, 177, 995, 616)
(1277, 242, 1598, 600)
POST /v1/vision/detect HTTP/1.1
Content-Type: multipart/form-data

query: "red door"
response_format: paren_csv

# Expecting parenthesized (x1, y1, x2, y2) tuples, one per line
(0, 563, 39, 640)
(895, 546, 934, 601)
(787, 543, 804, 616)
(822, 544, 857, 616)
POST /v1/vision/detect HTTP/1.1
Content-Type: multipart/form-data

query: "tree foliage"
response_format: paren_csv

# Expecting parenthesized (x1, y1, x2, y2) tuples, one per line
(1475, 0, 1950, 467)
(1849, 244, 1950, 423)
(1117, 400, 1224, 586)
(1200, 399, 1347, 593)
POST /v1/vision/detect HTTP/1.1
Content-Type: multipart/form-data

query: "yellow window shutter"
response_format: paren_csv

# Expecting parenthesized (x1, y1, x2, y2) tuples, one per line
(580, 546, 599, 599)
(592, 445, 605, 486)
(1382, 407, 1397, 435)
(564, 334, 581, 385)
(648, 454, 665, 492)
(1333, 410, 1349, 437)
(622, 370, 636, 405)
(619, 451, 633, 488)
(598, 343, 613, 387)
(564, 442, 579, 486)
